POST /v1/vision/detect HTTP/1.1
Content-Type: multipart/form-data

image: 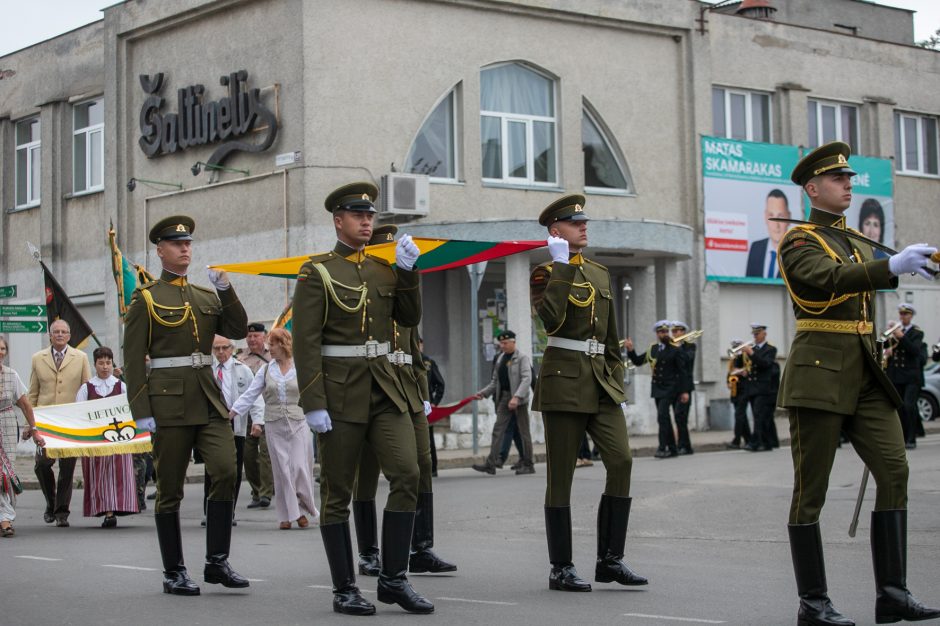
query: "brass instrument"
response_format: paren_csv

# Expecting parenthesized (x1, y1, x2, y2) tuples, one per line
(881, 322, 902, 341)
(670, 329, 703, 346)
(879, 322, 903, 369)
(727, 340, 754, 358)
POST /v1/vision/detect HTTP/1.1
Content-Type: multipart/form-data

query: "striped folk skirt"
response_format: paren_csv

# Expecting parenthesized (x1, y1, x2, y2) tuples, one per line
(82, 453, 139, 517)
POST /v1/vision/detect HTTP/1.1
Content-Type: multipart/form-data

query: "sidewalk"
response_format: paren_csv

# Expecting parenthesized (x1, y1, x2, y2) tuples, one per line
(14, 418, 939, 489)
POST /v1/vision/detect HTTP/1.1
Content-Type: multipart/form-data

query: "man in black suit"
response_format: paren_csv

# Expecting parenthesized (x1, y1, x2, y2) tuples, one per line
(885, 303, 927, 449)
(741, 323, 780, 451)
(625, 320, 687, 459)
(745, 189, 791, 278)
(670, 321, 696, 455)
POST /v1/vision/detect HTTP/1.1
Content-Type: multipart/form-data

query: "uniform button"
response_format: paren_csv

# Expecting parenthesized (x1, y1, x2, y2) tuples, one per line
(814, 360, 820, 365)
(357, 265, 362, 270)
(556, 370, 561, 374)
(367, 299, 371, 304)
(369, 317, 373, 322)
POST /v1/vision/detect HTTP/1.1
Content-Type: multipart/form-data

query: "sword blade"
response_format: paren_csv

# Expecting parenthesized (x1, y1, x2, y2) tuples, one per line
(848, 466, 870, 538)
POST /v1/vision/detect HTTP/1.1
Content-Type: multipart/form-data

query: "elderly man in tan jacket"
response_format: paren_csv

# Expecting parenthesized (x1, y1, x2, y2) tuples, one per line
(472, 330, 535, 475)
(27, 319, 91, 526)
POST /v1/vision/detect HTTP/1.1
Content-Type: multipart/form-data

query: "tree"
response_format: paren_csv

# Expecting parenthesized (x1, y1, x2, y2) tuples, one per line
(917, 27, 940, 50)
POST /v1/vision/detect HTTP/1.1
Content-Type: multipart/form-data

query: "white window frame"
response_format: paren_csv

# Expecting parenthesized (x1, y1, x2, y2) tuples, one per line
(14, 117, 41, 209)
(808, 99, 859, 153)
(73, 98, 104, 194)
(894, 111, 939, 177)
(480, 65, 558, 187)
(406, 88, 460, 183)
(713, 87, 773, 143)
(582, 104, 633, 196)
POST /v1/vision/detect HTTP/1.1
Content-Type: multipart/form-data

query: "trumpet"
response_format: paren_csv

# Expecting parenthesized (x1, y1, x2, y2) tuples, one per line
(727, 340, 754, 358)
(671, 329, 703, 346)
(881, 322, 902, 340)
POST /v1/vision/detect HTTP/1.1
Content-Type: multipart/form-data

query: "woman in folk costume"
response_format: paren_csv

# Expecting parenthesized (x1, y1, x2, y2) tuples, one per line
(0, 336, 45, 537)
(75, 347, 139, 527)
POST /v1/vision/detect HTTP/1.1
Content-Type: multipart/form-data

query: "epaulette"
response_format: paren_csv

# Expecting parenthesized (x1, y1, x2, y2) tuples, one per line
(190, 284, 216, 295)
(138, 280, 157, 290)
(530, 264, 552, 285)
(297, 253, 332, 282)
(366, 254, 392, 267)
(584, 258, 609, 271)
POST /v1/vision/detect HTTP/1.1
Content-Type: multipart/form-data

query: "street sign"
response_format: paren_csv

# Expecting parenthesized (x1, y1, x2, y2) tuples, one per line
(0, 320, 47, 333)
(0, 285, 16, 299)
(0, 304, 46, 317)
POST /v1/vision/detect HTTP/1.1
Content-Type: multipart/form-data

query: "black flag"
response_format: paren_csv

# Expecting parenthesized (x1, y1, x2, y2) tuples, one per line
(41, 261, 95, 348)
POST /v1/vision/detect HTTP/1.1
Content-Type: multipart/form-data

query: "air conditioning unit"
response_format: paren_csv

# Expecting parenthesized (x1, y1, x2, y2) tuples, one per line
(380, 173, 430, 216)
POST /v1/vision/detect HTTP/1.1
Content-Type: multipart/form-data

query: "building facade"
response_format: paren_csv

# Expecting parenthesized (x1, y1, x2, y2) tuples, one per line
(1, 0, 938, 441)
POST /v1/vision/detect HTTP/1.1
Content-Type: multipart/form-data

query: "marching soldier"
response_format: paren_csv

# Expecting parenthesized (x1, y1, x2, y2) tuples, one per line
(884, 303, 927, 449)
(625, 321, 687, 459)
(123, 215, 249, 596)
(352, 225, 456, 580)
(741, 324, 780, 452)
(531, 194, 647, 593)
(725, 339, 752, 450)
(670, 320, 696, 455)
(292, 182, 432, 616)
(778, 141, 939, 625)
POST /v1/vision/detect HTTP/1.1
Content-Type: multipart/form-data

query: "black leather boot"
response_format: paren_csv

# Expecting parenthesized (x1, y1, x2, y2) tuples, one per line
(409, 492, 457, 574)
(155, 511, 200, 596)
(871, 510, 940, 624)
(204, 500, 249, 588)
(320, 521, 376, 615)
(376, 510, 434, 613)
(788, 523, 854, 626)
(545, 506, 591, 592)
(595, 495, 648, 586)
(352, 500, 381, 577)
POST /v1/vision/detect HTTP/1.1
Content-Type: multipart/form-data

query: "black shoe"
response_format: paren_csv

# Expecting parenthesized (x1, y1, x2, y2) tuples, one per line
(431, 470, 438, 478)
(321, 522, 376, 615)
(510, 462, 521, 471)
(200, 517, 206, 528)
(43, 512, 55, 524)
(904, 442, 916, 450)
(246, 499, 262, 509)
(515, 465, 536, 475)
(471, 463, 495, 475)
(658, 449, 678, 459)
(156, 511, 201, 596)
(653, 449, 668, 459)
(545, 506, 592, 592)
(55, 517, 70, 528)
(377, 510, 434, 613)
(494, 460, 505, 469)
(677, 447, 694, 456)
(788, 522, 854, 626)
(409, 493, 457, 574)
(163, 569, 201, 596)
(204, 501, 250, 588)
(872, 510, 940, 624)
(352, 500, 381, 577)
(147, 491, 157, 500)
(725, 441, 741, 450)
(258, 496, 271, 508)
(102, 515, 117, 528)
(595, 495, 648, 586)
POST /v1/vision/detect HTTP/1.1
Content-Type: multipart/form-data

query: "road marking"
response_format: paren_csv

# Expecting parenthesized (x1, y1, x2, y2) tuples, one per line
(102, 565, 159, 571)
(436, 596, 518, 606)
(15, 556, 62, 562)
(623, 614, 725, 624)
(308, 585, 374, 594)
(246, 578, 265, 582)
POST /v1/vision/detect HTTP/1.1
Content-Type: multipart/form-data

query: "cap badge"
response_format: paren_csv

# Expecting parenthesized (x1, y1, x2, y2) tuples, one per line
(838, 154, 847, 164)
(361, 193, 370, 200)
(175, 224, 187, 232)
(574, 204, 583, 213)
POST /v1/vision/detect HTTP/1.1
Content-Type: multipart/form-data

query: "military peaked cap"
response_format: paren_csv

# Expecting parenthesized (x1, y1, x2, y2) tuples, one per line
(653, 320, 671, 332)
(149, 215, 195, 244)
(790, 141, 857, 186)
(538, 194, 589, 227)
(369, 224, 399, 246)
(897, 303, 916, 314)
(671, 320, 687, 330)
(247, 322, 267, 333)
(325, 181, 378, 213)
(497, 330, 516, 341)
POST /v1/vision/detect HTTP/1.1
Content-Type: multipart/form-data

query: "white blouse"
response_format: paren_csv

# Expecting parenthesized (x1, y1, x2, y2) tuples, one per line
(75, 375, 122, 402)
(231, 360, 296, 416)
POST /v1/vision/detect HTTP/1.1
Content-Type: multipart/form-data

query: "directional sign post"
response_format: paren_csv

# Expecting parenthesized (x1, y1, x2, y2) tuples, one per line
(0, 285, 16, 299)
(0, 304, 46, 317)
(0, 320, 47, 333)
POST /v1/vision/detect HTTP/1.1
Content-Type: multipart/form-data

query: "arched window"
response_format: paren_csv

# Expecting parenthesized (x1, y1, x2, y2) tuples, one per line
(480, 63, 557, 186)
(405, 86, 459, 181)
(582, 102, 631, 193)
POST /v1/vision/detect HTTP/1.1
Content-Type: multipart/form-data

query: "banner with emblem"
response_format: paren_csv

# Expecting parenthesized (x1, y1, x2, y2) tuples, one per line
(702, 136, 802, 284)
(836, 155, 894, 261)
(32, 394, 152, 458)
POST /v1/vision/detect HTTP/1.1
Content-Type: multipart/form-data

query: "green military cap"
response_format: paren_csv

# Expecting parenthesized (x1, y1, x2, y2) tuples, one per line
(497, 329, 516, 341)
(149, 215, 195, 244)
(325, 181, 378, 213)
(368, 224, 398, 246)
(538, 194, 589, 227)
(790, 141, 857, 186)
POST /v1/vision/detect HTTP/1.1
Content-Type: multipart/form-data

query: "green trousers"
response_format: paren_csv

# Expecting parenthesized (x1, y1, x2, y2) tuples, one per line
(788, 367, 908, 524)
(354, 409, 432, 500)
(152, 415, 236, 513)
(542, 399, 632, 507)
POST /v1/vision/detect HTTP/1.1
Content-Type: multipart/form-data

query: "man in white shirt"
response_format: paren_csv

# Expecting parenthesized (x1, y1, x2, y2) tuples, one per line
(204, 335, 264, 522)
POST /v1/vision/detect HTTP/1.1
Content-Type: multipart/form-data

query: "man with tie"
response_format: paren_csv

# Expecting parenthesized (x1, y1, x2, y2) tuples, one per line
(745, 189, 792, 278)
(203, 335, 264, 523)
(28, 319, 91, 527)
(884, 303, 927, 450)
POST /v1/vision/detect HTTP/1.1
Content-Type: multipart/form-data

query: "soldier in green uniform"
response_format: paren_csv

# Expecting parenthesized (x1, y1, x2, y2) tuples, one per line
(123, 215, 250, 596)
(530, 194, 647, 593)
(352, 224, 456, 579)
(778, 142, 939, 625)
(292, 182, 433, 616)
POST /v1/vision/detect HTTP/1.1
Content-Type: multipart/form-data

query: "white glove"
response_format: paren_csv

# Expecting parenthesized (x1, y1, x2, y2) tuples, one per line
(620, 402, 627, 410)
(395, 234, 420, 271)
(206, 267, 231, 290)
(305, 409, 332, 434)
(547, 236, 569, 264)
(136, 417, 157, 433)
(423, 401, 433, 416)
(889, 244, 937, 279)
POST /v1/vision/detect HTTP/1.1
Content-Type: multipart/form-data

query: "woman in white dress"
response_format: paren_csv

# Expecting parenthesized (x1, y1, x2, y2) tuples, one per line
(231, 328, 319, 529)
(0, 337, 45, 537)
(75, 347, 139, 527)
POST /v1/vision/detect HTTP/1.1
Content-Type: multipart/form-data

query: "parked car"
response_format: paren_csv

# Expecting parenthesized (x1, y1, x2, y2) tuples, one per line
(919, 362, 940, 422)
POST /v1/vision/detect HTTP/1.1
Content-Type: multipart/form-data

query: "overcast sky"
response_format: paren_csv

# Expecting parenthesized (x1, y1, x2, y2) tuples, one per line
(0, 0, 939, 58)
